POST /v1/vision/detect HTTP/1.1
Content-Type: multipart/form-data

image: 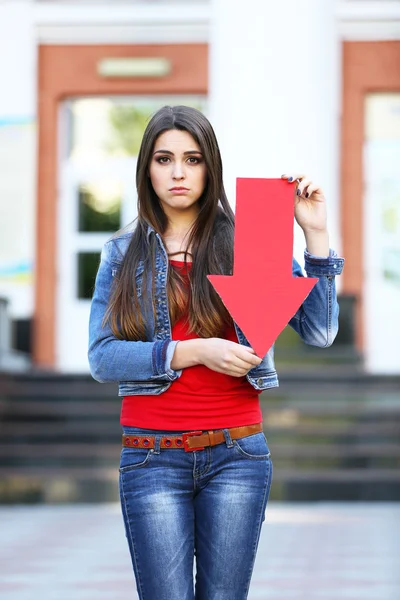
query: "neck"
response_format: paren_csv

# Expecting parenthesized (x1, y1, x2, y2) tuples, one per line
(162, 213, 197, 261)
(164, 212, 197, 240)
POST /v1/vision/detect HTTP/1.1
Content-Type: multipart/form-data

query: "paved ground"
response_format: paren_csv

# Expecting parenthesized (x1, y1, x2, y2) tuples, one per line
(1, 503, 399, 600)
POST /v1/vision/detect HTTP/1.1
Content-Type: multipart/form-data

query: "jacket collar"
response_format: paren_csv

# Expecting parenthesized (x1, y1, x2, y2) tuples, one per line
(146, 223, 154, 239)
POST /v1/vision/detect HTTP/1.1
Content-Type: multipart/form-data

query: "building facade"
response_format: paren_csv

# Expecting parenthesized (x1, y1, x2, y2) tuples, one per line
(0, 0, 399, 373)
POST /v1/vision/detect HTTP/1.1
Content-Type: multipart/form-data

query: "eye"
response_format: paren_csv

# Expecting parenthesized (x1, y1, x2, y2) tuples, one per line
(187, 156, 202, 164)
(156, 156, 170, 164)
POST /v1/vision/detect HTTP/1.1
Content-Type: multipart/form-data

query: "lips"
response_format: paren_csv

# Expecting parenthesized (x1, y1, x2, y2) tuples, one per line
(169, 187, 189, 191)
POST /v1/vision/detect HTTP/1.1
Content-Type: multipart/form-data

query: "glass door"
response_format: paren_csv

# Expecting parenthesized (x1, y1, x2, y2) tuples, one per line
(364, 93, 400, 373)
(57, 96, 206, 372)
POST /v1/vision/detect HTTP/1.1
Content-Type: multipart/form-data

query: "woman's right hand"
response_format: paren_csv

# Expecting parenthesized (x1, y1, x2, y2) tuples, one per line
(197, 338, 262, 377)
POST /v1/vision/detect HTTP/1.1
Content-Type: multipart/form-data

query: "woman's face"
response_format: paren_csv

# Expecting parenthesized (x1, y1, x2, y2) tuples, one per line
(149, 129, 207, 221)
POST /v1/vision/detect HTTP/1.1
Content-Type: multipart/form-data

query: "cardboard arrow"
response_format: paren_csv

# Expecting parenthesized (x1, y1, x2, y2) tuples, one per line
(208, 178, 318, 357)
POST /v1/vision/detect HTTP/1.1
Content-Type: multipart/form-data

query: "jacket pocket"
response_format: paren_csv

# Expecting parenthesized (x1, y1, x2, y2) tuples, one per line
(111, 261, 145, 300)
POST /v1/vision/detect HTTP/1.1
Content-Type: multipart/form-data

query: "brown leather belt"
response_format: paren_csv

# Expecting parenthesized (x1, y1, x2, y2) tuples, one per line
(122, 423, 263, 453)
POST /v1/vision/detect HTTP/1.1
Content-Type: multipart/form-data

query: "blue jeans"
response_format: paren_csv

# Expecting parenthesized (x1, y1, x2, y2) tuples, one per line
(119, 426, 273, 600)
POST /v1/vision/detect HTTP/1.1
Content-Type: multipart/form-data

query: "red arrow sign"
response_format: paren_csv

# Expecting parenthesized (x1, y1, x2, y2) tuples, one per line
(207, 178, 318, 357)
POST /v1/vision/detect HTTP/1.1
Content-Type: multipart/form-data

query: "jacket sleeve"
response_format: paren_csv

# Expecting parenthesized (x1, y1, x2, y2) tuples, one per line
(88, 241, 181, 383)
(288, 249, 345, 347)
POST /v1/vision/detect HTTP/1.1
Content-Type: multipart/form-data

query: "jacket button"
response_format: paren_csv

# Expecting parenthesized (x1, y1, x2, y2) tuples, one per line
(257, 378, 263, 386)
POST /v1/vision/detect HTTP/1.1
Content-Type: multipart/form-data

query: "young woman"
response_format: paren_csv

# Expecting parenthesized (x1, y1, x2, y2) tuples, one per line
(88, 105, 344, 600)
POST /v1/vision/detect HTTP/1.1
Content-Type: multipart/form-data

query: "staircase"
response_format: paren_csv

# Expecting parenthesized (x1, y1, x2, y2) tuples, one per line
(0, 370, 399, 503)
(263, 369, 400, 501)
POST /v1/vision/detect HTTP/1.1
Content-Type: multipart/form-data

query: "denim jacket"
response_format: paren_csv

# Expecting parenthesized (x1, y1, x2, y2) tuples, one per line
(88, 227, 344, 396)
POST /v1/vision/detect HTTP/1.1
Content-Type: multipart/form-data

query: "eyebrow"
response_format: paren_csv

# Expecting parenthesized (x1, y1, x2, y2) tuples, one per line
(153, 149, 203, 156)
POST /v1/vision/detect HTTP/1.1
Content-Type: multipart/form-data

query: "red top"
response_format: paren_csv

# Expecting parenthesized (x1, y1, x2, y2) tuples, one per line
(120, 260, 262, 430)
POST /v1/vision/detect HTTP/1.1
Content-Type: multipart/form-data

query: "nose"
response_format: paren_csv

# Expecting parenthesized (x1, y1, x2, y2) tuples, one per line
(172, 161, 185, 180)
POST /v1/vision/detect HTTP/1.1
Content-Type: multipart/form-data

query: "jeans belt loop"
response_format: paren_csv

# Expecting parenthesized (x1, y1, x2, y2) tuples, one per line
(223, 428, 234, 448)
(153, 434, 161, 455)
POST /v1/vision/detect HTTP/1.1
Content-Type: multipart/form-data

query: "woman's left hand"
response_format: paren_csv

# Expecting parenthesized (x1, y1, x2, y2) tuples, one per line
(281, 174, 327, 233)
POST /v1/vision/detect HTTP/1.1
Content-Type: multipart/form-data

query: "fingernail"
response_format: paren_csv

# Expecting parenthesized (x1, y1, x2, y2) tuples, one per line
(305, 192, 309, 198)
(297, 189, 301, 196)
(288, 177, 293, 182)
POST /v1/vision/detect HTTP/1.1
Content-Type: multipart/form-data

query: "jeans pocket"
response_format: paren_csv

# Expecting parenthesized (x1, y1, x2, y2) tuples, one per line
(119, 447, 153, 473)
(233, 432, 271, 460)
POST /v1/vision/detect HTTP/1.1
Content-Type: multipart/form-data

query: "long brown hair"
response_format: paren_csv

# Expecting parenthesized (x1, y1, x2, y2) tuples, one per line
(106, 105, 235, 340)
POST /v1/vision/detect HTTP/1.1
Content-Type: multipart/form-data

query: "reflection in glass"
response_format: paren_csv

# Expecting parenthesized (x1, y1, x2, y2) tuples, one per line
(77, 252, 100, 299)
(107, 104, 157, 156)
(68, 96, 207, 160)
(78, 181, 121, 232)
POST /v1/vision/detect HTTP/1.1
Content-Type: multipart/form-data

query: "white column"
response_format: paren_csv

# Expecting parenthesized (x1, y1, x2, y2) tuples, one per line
(0, 0, 36, 118)
(0, 0, 36, 318)
(209, 0, 341, 260)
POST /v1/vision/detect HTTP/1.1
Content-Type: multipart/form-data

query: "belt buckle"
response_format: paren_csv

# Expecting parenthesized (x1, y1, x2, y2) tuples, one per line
(182, 431, 204, 452)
